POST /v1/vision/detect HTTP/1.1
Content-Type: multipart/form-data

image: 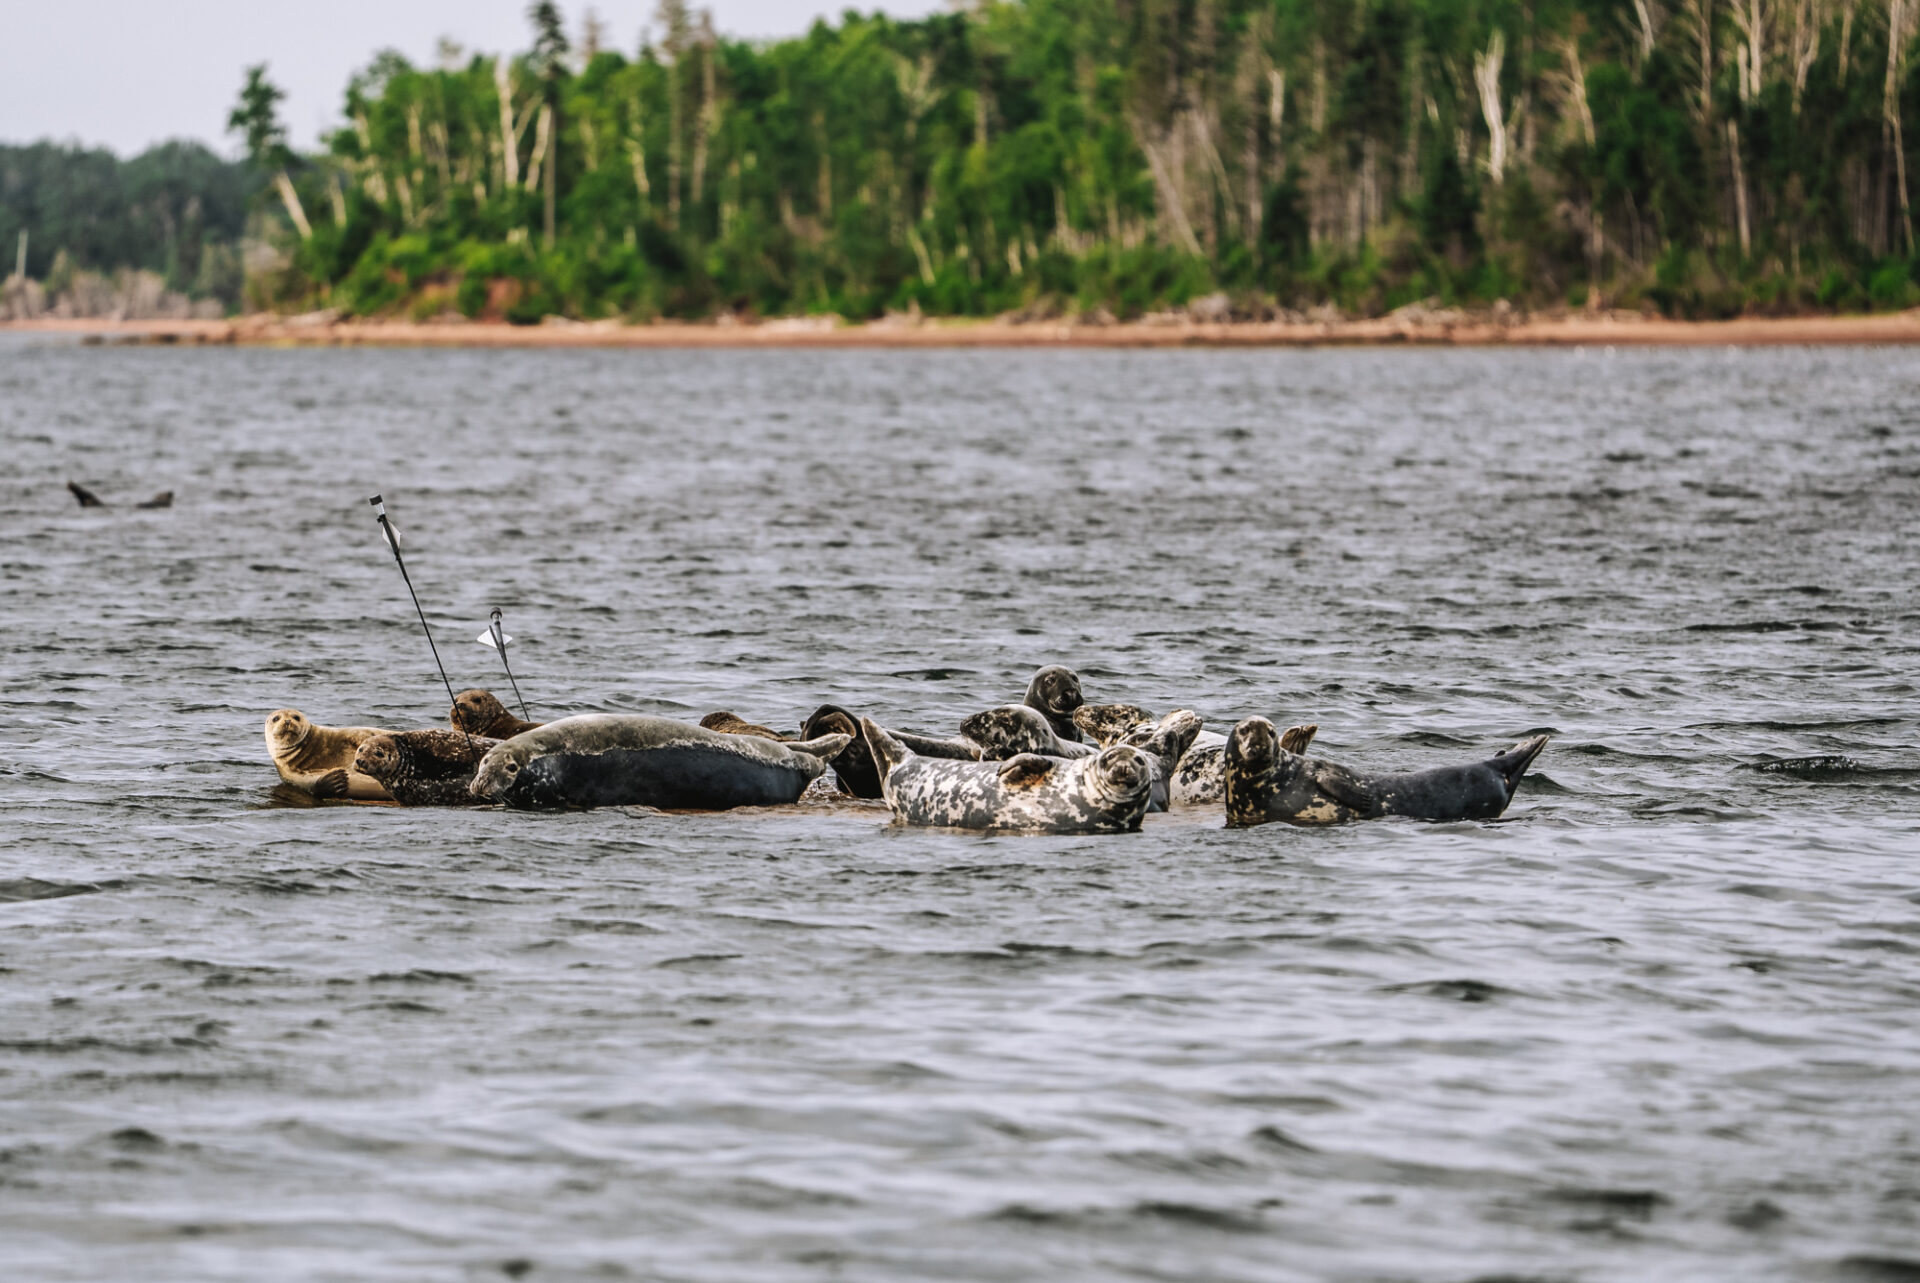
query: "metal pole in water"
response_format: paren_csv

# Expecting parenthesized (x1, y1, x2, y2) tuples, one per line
(484, 607, 530, 721)
(368, 494, 460, 711)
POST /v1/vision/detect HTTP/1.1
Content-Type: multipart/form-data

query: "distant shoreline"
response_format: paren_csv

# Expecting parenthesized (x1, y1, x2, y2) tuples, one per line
(8, 310, 1920, 349)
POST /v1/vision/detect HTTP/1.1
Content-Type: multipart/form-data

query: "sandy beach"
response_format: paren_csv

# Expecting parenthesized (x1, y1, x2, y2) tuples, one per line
(7, 308, 1920, 348)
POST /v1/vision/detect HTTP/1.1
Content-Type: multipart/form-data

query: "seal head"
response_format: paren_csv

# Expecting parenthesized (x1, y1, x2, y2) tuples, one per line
(1023, 665, 1086, 742)
(451, 689, 543, 739)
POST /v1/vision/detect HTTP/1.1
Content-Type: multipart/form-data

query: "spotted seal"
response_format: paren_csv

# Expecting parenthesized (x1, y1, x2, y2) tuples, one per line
(1116, 709, 1204, 811)
(264, 709, 392, 800)
(451, 689, 543, 739)
(960, 704, 1097, 761)
(1075, 704, 1315, 807)
(1023, 665, 1087, 742)
(469, 714, 852, 810)
(353, 729, 501, 806)
(699, 711, 793, 741)
(1224, 718, 1549, 826)
(800, 704, 981, 799)
(862, 717, 1154, 834)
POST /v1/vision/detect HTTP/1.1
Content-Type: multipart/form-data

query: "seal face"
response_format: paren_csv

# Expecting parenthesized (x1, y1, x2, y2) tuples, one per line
(960, 704, 1097, 761)
(264, 708, 392, 801)
(469, 714, 852, 811)
(451, 689, 543, 739)
(1116, 710, 1204, 811)
(1023, 666, 1087, 742)
(353, 729, 501, 806)
(1224, 717, 1548, 827)
(863, 718, 1153, 834)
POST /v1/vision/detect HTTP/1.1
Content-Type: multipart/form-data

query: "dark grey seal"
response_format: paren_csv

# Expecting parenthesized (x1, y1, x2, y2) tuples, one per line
(353, 729, 502, 807)
(1023, 665, 1086, 742)
(451, 689, 544, 739)
(469, 715, 852, 810)
(801, 704, 980, 799)
(1224, 717, 1549, 827)
(863, 718, 1155, 834)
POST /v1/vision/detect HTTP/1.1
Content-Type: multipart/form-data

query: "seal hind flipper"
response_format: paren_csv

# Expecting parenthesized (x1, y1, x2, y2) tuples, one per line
(996, 754, 1058, 788)
(67, 481, 106, 508)
(858, 718, 912, 787)
(1279, 723, 1319, 754)
(789, 731, 854, 760)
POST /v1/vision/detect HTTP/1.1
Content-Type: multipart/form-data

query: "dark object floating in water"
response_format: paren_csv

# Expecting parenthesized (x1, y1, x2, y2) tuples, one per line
(66, 480, 173, 509)
(1750, 755, 1861, 780)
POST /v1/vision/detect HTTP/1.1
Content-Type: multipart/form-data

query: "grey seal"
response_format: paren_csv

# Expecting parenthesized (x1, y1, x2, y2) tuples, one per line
(1224, 717, 1549, 826)
(801, 704, 980, 799)
(1115, 709, 1205, 811)
(1023, 665, 1087, 742)
(1074, 703, 1315, 807)
(353, 729, 501, 806)
(451, 689, 544, 739)
(699, 711, 793, 741)
(469, 715, 853, 810)
(862, 717, 1156, 834)
(960, 704, 1096, 760)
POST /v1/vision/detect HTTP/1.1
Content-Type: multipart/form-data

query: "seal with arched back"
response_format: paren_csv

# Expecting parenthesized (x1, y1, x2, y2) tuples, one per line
(469, 715, 852, 810)
(699, 711, 793, 741)
(354, 729, 501, 806)
(264, 709, 392, 800)
(451, 689, 543, 739)
(1224, 717, 1548, 827)
(960, 704, 1096, 761)
(862, 717, 1155, 834)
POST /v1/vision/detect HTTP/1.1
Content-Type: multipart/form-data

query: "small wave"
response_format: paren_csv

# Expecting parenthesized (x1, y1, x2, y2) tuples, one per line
(1379, 978, 1514, 1003)
(0, 877, 115, 903)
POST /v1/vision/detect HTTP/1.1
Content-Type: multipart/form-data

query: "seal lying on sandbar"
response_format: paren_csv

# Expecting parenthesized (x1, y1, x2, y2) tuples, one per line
(1075, 703, 1315, 807)
(699, 711, 792, 741)
(264, 709, 392, 800)
(1114, 710, 1205, 811)
(862, 717, 1155, 834)
(353, 730, 501, 806)
(1023, 665, 1087, 742)
(1224, 717, 1549, 826)
(961, 704, 1097, 761)
(800, 704, 981, 798)
(450, 689, 543, 739)
(469, 715, 852, 810)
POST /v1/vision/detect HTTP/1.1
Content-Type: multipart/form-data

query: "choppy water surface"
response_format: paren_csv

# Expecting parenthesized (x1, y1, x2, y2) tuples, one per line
(3, 339, 1919, 1281)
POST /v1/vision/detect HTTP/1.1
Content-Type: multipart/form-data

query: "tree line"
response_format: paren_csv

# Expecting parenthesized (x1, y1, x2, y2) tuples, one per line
(15, 0, 1920, 320)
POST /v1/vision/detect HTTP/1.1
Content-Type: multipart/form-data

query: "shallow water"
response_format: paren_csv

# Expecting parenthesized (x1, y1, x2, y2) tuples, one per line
(3, 339, 1919, 1281)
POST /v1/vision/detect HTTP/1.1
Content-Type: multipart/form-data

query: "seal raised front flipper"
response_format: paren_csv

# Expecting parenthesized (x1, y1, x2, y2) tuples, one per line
(1306, 757, 1380, 815)
(996, 754, 1059, 788)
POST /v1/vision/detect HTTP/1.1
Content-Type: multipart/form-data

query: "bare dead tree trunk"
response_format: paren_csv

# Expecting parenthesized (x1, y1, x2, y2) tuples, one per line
(1888, 0, 1916, 252)
(1727, 118, 1753, 254)
(1475, 31, 1509, 185)
(274, 171, 313, 239)
(495, 60, 521, 189)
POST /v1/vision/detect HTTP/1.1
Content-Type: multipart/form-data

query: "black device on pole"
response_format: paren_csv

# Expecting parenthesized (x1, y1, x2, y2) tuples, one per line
(369, 494, 461, 711)
(487, 608, 530, 721)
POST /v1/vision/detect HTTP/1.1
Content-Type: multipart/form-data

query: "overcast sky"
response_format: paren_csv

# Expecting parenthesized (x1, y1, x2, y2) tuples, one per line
(3, 1, 949, 157)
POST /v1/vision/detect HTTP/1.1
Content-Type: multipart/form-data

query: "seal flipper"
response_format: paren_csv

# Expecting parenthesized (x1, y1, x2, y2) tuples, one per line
(1279, 723, 1319, 754)
(1493, 734, 1550, 793)
(310, 768, 351, 800)
(858, 718, 912, 788)
(789, 731, 854, 760)
(67, 481, 106, 508)
(1307, 758, 1379, 814)
(996, 754, 1058, 788)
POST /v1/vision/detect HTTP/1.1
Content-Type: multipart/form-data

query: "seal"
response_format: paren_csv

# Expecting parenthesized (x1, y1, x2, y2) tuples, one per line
(1023, 665, 1086, 742)
(1074, 704, 1315, 807)
(1115, 709, 1204, 811)
(960, 704, 1097, 761)
(1072, 703, 1157, 747)
(468, 714, 853, 810)
(67, 481, 106, 508)
(699, 711, 793, 741)
(862, 717, 1155, 834)
(801, 704, 980, 799)
(450, 689, 543, 739)
(353, 729, 501, 806)
(264, 708, 392, 800)
(1224, 718, 1549, 826)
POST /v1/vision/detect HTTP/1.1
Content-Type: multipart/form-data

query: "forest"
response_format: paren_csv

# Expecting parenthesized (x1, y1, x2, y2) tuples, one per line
(8, 0, 1920, 321)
